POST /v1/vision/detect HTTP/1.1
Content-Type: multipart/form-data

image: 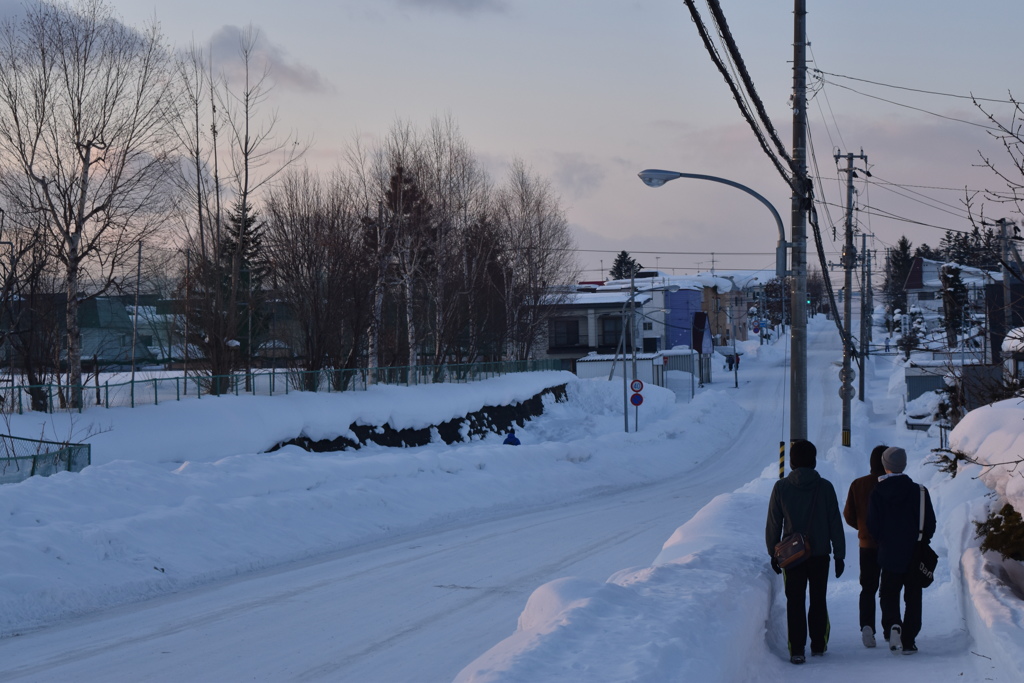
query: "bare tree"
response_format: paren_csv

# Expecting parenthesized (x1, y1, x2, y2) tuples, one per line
(176, 26, 305, 394)
(264, 167, 370, 389)
(493, 159, 578, 360)
(418, 115, 493, 368)
(0, 0, 179, 408)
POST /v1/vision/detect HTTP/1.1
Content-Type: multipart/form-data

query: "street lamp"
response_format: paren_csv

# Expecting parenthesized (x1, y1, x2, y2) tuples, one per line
(637, 169, 805, 442)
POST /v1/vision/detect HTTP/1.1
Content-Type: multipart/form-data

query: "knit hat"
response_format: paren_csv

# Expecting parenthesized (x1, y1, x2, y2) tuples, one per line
(869, 445, 888, 476)
(881, 446, 907, 473)
(790, 440, 817, 469)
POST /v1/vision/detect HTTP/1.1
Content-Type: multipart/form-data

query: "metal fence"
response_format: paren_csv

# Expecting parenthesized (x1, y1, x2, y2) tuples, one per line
(0, 434, 91, 485)
(0, 359, 560, 414)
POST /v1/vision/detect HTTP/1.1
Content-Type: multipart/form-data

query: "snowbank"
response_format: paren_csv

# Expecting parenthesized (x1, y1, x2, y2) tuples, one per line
(0, 373, 743, 636)
(947, 400, 1024, 679)
(455, 486, 775, 682)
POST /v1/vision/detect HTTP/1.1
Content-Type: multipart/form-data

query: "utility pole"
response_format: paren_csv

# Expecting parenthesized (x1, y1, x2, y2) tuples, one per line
(789, 0, 809, 444)
(856, 232, 872, 401)
(836, 150, 867, 447)
(859, 233, 872, 402)
(999, 218, 1014, 339)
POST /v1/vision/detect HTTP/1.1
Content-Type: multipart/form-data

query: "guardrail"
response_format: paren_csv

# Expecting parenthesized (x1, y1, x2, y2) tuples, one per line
(0, 434, 91, 485)
(0, 359, 560, 414)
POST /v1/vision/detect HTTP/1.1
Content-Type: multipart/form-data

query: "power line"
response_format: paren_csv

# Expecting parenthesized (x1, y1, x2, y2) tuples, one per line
(813, 77, 1004, 132)
(813, 69, 1017, 105)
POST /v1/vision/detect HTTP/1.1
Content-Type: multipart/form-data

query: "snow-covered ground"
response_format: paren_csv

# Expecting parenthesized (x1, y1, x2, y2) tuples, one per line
(1, 316, 1023, 682)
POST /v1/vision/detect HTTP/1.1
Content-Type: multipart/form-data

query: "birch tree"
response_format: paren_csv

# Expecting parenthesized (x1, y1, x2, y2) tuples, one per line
(494, 159, 578, 360)
(0, 0, 178, 408)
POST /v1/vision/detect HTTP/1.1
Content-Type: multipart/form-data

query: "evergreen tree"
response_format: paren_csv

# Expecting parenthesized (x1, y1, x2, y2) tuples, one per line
(883, 236, 914, 313)
(609, 251, 641, 280)
(222, 197, 269, 362)
(939, 263, 968, 348)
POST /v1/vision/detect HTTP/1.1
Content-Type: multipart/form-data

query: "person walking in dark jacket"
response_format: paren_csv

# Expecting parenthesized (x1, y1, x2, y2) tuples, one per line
(766, 440, 846, 664)
(843, 444, 888, 648)
(867, 447, 936, 655)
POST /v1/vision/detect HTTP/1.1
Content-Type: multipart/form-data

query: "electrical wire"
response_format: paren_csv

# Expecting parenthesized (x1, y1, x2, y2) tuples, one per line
(682, 0, 795, 189)
(813, 77, 1005, 133)
(813, 69, 1017, 105)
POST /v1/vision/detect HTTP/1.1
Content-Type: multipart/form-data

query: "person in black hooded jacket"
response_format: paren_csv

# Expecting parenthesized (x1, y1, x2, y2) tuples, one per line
(867, 446, 936, 655)
(766, 439, 846, 664)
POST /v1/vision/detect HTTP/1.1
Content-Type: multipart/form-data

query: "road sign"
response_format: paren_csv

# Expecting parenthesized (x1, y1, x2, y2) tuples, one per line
(838, 384, 856, 400)
(630, 393, 644, 406)
(630, 379, 644, 393)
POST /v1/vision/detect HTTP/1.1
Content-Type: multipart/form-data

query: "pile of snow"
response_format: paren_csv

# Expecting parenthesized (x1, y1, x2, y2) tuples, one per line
(946, 398, 1024, 678)
(0, 371, 742, 636)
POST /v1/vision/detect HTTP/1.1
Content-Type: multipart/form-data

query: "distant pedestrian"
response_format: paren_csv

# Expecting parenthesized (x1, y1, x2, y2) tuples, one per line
(843, 445, 888, 648)
(884, 337, 891, 352)
(726, 355, 734, 372)
(867, 447, 936, 655)
(766, 440, 846, 664)
(503, 429, 521, 446)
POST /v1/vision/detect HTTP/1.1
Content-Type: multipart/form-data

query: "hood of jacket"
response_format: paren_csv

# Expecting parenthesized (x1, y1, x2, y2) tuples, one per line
(787, 466, 821, 489)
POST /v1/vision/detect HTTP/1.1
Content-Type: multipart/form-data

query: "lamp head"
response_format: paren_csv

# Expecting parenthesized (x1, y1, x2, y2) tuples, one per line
(638, 169, 680, 188)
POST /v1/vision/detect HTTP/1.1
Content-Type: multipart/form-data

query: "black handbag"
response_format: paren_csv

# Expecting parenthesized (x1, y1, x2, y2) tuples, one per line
(911, 485, 938, 587)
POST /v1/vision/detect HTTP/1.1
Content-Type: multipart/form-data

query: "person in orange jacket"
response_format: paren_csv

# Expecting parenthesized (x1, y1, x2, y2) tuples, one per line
(843, 444, 888, 648)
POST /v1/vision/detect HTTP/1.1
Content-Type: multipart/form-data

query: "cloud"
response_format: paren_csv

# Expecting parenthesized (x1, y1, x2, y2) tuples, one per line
(551, 153, 606, 201)
(392, 0, 508, 15)
(208, 25, 334, 94)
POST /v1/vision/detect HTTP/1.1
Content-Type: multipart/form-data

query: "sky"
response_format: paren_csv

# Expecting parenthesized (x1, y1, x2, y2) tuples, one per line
(1, 315, 1024, 680)
(3, 0, 1022, 281)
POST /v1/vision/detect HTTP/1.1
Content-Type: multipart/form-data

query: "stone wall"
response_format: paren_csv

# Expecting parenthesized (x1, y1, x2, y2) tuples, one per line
(270, 383, 567, 453)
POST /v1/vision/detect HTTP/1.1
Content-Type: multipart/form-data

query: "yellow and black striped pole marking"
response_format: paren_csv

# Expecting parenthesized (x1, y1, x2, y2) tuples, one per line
(779, 441, 785, 479)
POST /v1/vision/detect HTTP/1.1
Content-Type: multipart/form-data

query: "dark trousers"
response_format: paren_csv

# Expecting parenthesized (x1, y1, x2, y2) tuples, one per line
(879, 569, 923, 646)
(783, 555, 831, 656)
(859, 547, 881, 632)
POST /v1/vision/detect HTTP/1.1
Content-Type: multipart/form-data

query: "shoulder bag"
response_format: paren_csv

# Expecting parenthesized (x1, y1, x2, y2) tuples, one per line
(774, 482, 819, 569)
(910, 485, 939, 587)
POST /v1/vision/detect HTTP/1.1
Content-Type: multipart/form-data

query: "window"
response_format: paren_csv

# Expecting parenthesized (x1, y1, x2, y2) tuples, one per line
(550, 319, 580, 347)
(643, 322, 653, 331)
(917, 291, 935, 301)
(601, 317, 624, 347)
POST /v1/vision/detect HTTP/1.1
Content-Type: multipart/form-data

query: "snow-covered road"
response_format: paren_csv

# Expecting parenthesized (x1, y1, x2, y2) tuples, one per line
(0, 363, 783, 681)
(0, 329, 800, 681)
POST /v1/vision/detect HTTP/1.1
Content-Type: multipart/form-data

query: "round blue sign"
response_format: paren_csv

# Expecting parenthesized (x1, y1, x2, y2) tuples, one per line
(630, 393, 644, 406)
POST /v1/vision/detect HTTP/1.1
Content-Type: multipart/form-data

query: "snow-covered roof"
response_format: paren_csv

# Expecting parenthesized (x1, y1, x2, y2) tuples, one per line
(1001, 327, 1024, 354)
(558, 291, 652, 307)
(576, 352, 663, 362)
(913, 258, 1000, 290)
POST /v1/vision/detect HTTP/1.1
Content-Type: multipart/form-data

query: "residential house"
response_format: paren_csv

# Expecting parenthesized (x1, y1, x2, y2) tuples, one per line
(541, 270, 765, 372)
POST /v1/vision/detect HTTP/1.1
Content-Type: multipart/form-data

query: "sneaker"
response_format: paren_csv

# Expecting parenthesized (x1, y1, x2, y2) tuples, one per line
(903, 643, 918, 655)
(862, 625, 876, 648)
(889, 624, 902, 653)
(790, 654, 806, 665)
